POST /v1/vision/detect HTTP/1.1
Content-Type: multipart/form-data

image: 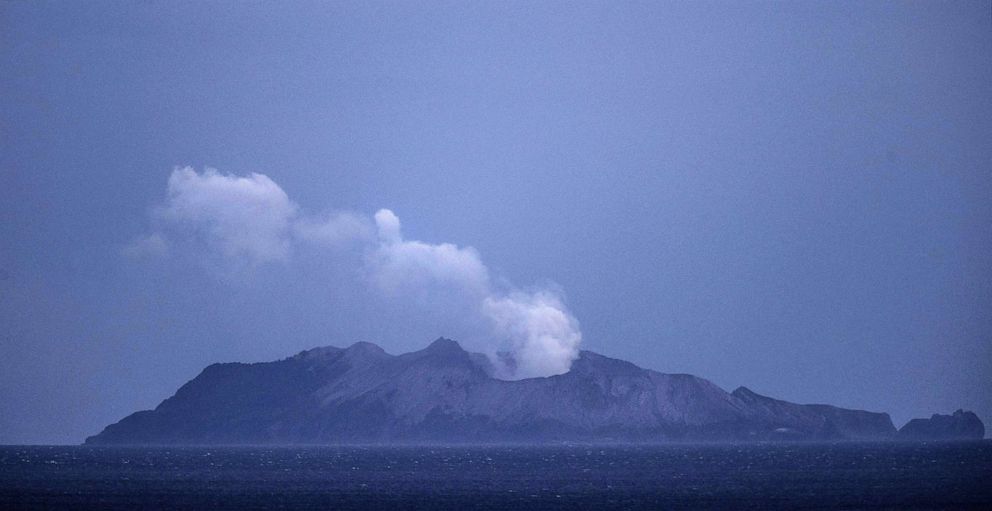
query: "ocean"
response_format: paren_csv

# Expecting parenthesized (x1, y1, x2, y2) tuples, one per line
(1, 442, 989, 510)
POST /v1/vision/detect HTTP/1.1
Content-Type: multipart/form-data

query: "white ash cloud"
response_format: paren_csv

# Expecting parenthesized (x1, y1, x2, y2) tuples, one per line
(369, 209, 490, 298)
(482, 291, 582, 379)
(368, 209, 581, 378)
(131, 167, 581, 379)
(294, 211, 374, 248)
(158, 167, 298, 264)
(128, 167, 371, 267)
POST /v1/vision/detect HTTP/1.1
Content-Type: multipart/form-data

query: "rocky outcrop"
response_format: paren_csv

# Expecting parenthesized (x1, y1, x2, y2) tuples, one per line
(731, 387, 896, 440)
(86, 338, 901, 445)
(898, 410, 985, 441)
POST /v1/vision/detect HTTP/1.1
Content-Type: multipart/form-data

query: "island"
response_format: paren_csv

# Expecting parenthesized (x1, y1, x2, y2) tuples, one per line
(86, 338, 984, 444)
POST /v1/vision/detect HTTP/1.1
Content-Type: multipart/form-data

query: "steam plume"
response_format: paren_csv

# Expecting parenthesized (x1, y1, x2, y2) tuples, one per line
(131, 167, 581, 379)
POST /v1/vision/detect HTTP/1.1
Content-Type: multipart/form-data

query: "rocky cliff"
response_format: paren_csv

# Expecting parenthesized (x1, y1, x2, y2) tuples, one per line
(898, 410, 985, 441)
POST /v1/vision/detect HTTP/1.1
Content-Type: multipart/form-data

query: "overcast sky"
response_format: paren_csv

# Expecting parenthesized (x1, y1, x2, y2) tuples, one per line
(1, 1, 990, 444)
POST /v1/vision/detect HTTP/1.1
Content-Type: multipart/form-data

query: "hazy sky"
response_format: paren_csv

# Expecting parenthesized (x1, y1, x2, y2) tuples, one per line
(1, 1, 990, 444)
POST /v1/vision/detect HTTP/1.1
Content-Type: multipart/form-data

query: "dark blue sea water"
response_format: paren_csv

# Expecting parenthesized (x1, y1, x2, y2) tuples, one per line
(1, 442, 989, 510)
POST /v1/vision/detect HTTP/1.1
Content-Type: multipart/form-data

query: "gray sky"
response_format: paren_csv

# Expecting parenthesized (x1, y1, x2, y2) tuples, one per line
(1, 1, 990, 444)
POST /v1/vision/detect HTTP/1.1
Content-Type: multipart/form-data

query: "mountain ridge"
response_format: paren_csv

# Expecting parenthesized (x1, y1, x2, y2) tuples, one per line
(85, 338, 983, 444)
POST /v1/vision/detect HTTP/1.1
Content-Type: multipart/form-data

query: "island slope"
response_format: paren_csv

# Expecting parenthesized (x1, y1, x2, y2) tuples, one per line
(87, 338, 918, 444)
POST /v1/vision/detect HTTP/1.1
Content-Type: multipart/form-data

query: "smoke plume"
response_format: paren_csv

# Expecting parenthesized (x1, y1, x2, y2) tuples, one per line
(130, 167, 581, 379)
